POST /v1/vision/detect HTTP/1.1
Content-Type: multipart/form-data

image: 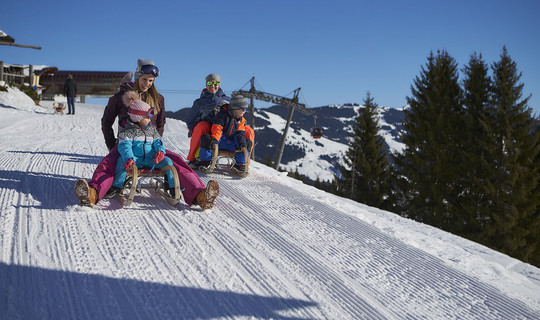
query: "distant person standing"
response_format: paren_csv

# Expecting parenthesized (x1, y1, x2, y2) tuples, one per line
(64, 74, 77, 115)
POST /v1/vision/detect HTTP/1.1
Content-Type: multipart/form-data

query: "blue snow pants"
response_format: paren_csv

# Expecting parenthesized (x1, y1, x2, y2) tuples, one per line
(199, 135, 249, 164)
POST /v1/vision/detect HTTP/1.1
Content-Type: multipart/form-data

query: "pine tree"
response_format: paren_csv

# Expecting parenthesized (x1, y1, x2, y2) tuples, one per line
(393, 50, 465, 231)
(339, 92, 392, 210)
(531, 132, 540, 267)
(479, 47, 540, 264)
(458, 52, 494, 238)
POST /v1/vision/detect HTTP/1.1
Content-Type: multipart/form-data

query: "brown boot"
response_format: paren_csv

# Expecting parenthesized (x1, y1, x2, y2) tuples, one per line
(196, 180, 219, 210)
(75, 179, 97, 207)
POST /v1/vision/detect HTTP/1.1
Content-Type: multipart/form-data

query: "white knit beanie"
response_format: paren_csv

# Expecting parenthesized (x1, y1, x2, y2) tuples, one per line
(123, 91, 152, 123)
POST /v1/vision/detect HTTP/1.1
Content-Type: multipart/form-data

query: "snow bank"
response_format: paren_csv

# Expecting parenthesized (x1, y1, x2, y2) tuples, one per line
(0, 82, 46, 113)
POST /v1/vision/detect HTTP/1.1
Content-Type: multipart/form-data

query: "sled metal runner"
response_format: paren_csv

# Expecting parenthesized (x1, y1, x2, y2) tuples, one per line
(120, 164, 181, 207)
(201, 144, 249, 178)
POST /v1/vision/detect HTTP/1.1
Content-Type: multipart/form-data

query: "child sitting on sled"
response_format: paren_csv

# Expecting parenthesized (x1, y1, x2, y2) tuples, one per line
(111, 91, 176, 195)
(198, 95, 252, 173)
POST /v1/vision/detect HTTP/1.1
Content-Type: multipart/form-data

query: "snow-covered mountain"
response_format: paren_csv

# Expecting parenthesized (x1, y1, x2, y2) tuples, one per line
(167, 103, 406, 182)
(1, 86, 539, 319)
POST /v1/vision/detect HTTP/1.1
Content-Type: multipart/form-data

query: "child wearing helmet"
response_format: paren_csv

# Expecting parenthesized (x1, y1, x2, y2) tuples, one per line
(198, 95, 253, 172)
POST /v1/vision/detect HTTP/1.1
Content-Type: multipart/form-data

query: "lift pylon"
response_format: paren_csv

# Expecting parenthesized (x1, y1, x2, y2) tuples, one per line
(233, 77, 313, 170)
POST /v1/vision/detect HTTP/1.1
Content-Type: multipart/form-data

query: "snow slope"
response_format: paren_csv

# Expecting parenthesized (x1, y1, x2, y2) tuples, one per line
(1, 87, 539, 319)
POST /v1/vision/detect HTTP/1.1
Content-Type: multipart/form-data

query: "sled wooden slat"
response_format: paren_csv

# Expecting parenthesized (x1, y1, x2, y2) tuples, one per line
(201, 145, 249, 178)
(122, 164, 181, 207)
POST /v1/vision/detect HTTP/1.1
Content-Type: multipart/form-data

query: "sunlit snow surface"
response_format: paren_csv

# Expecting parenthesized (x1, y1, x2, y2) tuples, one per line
(1, 86, 539, 319)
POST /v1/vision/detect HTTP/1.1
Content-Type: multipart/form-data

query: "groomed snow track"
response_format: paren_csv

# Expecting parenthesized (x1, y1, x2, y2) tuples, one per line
(0, 102, 539, 319)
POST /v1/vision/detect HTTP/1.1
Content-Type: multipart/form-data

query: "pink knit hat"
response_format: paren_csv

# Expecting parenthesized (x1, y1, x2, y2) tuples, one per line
(122, 91, 153, 123)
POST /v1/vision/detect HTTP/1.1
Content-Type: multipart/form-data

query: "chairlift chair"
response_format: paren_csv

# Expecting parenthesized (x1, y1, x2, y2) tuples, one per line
(311, 127, 323, 139)
(311, 114, 322, 139)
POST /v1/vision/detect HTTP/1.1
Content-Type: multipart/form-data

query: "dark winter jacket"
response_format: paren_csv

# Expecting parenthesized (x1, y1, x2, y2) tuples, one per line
(63, 78, 77, 97)
(210, 105, 247, 149)
(186, 87, 230, 131)
(101, 83, 166, 150)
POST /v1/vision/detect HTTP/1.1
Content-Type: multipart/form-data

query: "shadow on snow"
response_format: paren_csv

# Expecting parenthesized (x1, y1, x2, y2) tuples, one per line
(8, 150, 104, 165)
(0, 170, 82, 210)
(0, 262, 316, 320)
(1, 150, 106, 209)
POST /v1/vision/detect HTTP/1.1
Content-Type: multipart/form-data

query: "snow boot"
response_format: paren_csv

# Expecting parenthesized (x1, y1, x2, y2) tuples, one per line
(75, 179, 97, 207)
(188, 159, 202, 169)
(104, 186, 122, 199)
(196, 180, 219, 210)
(198, 160, 211, 170)
(168, 187, 176, 199)
(232, 163, 245, 173)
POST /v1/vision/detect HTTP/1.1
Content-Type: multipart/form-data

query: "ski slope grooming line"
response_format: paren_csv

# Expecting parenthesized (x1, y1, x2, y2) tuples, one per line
(0, 97, 538, 319)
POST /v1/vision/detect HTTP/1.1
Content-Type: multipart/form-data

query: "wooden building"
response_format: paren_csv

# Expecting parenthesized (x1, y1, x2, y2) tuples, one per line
(0, 61, 27, 85)
(35, 68, 132, 102)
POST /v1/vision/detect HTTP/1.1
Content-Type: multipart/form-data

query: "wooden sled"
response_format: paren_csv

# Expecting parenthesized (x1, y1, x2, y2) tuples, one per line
(201, 144, 250, 178)
(120, 164, 181, 207)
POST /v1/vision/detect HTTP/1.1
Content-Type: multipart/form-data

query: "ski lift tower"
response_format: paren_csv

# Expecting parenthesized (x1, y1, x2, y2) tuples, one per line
(234, 76, 314, 170)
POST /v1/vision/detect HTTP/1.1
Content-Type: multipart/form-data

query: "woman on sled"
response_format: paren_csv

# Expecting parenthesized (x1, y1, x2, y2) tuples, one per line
(75, 59, 218, 210)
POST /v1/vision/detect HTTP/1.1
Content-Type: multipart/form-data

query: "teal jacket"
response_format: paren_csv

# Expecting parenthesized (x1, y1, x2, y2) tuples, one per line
(117, 120, 165, 163)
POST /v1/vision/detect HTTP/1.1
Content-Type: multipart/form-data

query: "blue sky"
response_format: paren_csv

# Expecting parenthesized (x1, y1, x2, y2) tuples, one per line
(2, 0, 539, 115)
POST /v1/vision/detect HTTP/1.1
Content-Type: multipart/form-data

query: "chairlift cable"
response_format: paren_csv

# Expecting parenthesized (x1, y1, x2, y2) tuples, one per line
(238, 78, 252, 91)
(254, 78, 266, 92)
(300, 91, 310, 107)
(160, 89, 201, 94)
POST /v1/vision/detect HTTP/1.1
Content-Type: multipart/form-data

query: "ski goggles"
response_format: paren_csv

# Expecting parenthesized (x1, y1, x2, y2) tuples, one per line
(138, 64, 160, 77)
(128, 107, 155, 118)
(230, 107, 246, 119)
(206, 81, 220, 86)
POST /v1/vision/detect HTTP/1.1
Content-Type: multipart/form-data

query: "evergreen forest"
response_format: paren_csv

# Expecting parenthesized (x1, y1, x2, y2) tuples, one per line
(337, 47, 540, 267)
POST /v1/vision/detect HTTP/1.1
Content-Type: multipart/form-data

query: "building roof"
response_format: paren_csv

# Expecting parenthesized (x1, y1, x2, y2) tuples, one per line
(0, 30, 15, 44)
(37, 69, 132, 97)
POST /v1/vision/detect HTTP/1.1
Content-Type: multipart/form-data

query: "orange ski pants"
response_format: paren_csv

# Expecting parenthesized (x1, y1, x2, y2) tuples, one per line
(187, 121, 254, 162)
